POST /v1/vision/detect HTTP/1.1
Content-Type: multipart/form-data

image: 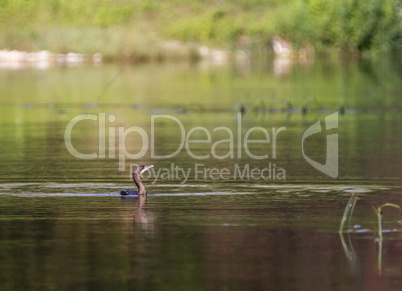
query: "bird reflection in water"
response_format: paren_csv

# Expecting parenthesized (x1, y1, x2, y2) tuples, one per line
(134, 194, 155, 234)
(120, 164, 155, 234)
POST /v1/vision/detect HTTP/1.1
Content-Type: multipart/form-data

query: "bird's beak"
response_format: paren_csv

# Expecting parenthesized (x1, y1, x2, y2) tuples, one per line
(140, 165, 154, 175)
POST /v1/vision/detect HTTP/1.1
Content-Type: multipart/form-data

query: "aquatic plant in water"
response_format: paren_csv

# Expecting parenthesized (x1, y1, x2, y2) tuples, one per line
(373, 203, 400, 240)
(339, 192, 359, 233)
(339, 193, 401, 275)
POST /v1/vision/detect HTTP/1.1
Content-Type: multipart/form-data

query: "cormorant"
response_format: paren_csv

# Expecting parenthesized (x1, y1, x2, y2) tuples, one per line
(120, 165, 154, 196)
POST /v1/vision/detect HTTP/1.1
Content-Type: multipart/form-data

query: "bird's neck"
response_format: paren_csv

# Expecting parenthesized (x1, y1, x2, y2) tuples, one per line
(133, 173, 147, 195)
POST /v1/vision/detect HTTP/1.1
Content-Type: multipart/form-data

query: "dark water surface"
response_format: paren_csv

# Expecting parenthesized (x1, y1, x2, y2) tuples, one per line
(0, 57, 401, 290)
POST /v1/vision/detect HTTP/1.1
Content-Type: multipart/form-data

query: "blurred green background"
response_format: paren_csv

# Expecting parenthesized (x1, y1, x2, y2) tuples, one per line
(1, 0, 401, 60)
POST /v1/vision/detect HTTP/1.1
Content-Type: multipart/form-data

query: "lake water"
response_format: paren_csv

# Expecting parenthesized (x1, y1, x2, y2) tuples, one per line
(0, 56, 401, 290)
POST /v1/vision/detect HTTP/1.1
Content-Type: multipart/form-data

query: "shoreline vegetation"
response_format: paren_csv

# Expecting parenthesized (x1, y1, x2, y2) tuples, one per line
(0, 0, 401, 65)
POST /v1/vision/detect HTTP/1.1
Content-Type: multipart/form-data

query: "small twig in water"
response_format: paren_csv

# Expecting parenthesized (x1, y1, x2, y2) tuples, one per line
(339, 192, 359, 233)
(373, 203, 400, 275)
(373, 203, 400, 241)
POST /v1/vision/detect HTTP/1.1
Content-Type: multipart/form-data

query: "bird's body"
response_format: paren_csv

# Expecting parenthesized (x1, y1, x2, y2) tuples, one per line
(120, 190, 140, 195)
(120, 165, 153, 196)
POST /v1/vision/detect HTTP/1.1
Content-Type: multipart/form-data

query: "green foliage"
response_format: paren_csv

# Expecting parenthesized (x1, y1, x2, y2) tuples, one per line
(274, 0, 317, 49)
(272, 0, 401, 52)
(166, 8, 244, 45)
(0, 0, 400, 55)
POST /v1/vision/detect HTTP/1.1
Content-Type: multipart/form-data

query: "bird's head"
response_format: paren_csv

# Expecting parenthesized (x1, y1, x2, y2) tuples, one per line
(132, 165, 154, 176)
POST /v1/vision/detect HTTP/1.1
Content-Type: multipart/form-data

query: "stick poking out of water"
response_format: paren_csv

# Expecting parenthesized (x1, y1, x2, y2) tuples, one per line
(339, 193, 359, 233)
(373, 203, 401, 240)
